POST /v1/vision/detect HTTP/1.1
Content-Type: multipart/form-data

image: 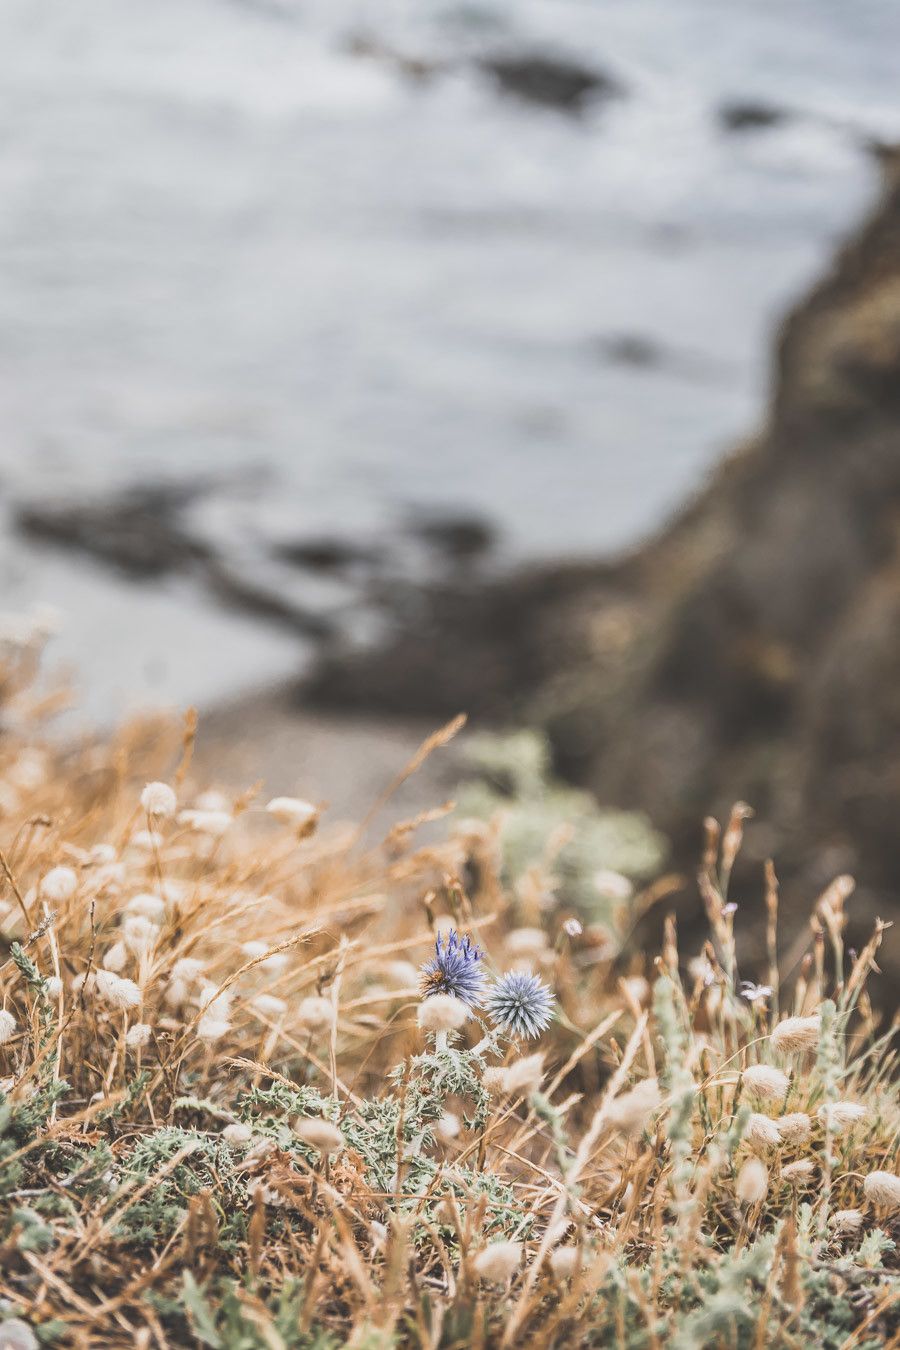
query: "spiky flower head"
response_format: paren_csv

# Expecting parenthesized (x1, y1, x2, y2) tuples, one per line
(485, 970, 554, 1039)
(420, 930, 486, 1007)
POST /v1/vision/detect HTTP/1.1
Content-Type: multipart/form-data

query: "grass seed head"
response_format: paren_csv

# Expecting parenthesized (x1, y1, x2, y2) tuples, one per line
(140, 781, 177, 818)
(769, 1013, 821, 1055)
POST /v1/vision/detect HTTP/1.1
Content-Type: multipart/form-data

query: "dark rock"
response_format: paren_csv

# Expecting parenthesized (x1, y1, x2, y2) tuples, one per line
(718, 100, 791, 132)
(477, 52, 623, 112)
(15, 482, 213, 578)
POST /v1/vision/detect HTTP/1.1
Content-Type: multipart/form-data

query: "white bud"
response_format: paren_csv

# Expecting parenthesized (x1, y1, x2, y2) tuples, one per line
(863, 1171, 900, 1212)
(417, 995, 468, 1034)
(140, 782, 177, 818)
(0, 1010, 17, 1044)
(742, 1064, 790, 1102)
(292, 1117, 344, 1154)
(125, 1023, 152, 1048)
(769, 1013, 820, 1055)
(40, 866, 77, 903)
(473, 1241, 522, 1283)
(736, 1158, 769, 1206)
(266, 796, 318, 829)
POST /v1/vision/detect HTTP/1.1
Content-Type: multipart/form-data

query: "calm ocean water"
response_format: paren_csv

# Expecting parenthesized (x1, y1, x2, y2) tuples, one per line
(0, 0, 897, 716)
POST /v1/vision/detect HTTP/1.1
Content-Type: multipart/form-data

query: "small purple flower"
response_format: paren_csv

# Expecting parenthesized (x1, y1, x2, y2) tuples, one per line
(486, 971, 554, 1040)
(420, 930, 486, 1007)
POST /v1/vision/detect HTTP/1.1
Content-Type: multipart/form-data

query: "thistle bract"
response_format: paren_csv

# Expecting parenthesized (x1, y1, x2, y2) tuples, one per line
(420, 930, 486, 1007)
(486, 970, 554, 1039)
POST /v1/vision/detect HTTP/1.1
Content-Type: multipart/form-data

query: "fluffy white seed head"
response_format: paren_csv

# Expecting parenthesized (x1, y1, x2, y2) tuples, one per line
(40, 865, 78, 903)
(172, 957, 205, 985)
(742, 1064, 790, 1101)
(775, 1112, 812, 1144)
(608, 1079, 662, 1137)
(769, 1013, 821, 1055)
(482, 1067, 507, 1095)
(744, 1113, 782, 1151)
(222, 1122, 253, 1147)
(863, 1170, 900, 1211)
(140, 781, 177, 818)
(781, 1159, 815, 1184)
(196, 1015, 231, 1043)
(435, 1111, 461, 1143)
(125, 892, 167, 921)
(473, 1241, 523, 1283)
(293, 1117, 344, 1154)
(593, 869, 634, 901)
(736, 1158, 769, 1206)
(125, 1023, 152, 1049)
(505, 927, 550, 959)
(96, 970, 142, 1010)
(45, 975, 63, 1000)
(817, 1101, 867, 1132)
(297, 996, 335, 1032)
(549, 1246, 582, 1279)
(128, 829, 164, 853)
(102, 941, 128, 973)
(501, 1053, 545, 1097)
(830, 1208, 864, 1235)
(266, 796, 318, 828)
(122, 914, 158, 957)
(178, 809, 232, 837)
(417, 994, 468, 1034)
(252, 994, 287, 1018)
(0, 1010, 17, 1044)
(241, 942, 289, 975)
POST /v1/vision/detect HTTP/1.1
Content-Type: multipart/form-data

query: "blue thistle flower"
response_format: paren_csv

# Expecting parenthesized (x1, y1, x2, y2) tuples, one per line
(420, 929, 486, 1007)
(486, 971, 554, 1039)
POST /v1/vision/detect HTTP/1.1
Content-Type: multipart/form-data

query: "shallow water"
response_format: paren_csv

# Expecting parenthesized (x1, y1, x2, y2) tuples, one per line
(0, 0, 897, 716)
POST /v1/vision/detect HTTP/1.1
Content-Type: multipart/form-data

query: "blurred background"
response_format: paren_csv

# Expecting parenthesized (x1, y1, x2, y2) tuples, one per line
(3, 0, 900, 938)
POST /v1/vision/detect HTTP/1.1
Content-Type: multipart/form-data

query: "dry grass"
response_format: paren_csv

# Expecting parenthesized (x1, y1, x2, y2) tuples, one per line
(0, 636, 897, 1349)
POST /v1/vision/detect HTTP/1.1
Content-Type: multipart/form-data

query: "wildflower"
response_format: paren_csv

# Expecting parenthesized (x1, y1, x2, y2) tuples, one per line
(550, 1246, 581, 1279)
(297, 995, 335, 1032)
(501, 1052, 545, 1096)
(775, 1112, 812, 1144)
(769, 1013, 820, 1055)
(863, 1170, 900, 1212)
(222, 1122, 253, 1147)
(420, 930, 486, 1007)
(817, 1101, 867, 1132)
(742, 1064, 790, 1102)
(563, 917, 583, 938)
(266, 796, 318, 829)
(736, 1158, 768, 1205)
(486, 971, 554, 1039)
(830, 1208, 864, 1235)
(140, 781, 177, 818)
(740, 981, 774, 1005)
(0, 1319, 38, 1350)
(608, 1079, 661, 1137)
(417, 994, 468, 1034)
(0, 1010, 17, 1044)
(744, 1113, 782, 1151)
(96, 971, 142, 1010)
(435, 1111, 461, 1143)
(473, 1241, 522, 1283)
(125, 1023, 152, 1049)
(40, 866, 77, 903)
(293, 1117, 344, 1155)
(252, 993, 287, 1018)
(177, 808, 232, 837)
(781, 1159, 815, 1185)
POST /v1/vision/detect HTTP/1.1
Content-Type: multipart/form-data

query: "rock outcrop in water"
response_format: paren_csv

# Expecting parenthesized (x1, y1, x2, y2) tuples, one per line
(307, 153, 900, 965)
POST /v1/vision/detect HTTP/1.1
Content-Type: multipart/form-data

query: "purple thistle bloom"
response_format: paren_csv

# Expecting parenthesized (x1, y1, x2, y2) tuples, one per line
(486, 971, 554, 1040)
(420, 930, 486, 1007)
